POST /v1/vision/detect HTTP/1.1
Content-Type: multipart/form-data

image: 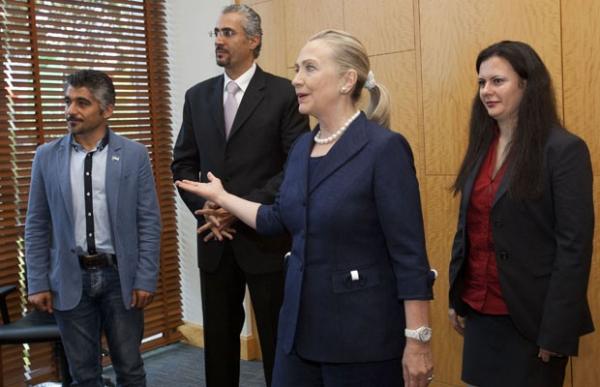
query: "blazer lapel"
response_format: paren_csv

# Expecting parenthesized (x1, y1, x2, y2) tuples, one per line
(57, 136, 74, 227)
(105, 130, 123, 228)
(492, 164, 512, 207)
(210, 75, 227, 142)
(293, 133, 312, 203)
(227, 66, 266, 140)
(459, 155, 484, 215)
(308, 114, 369, 195)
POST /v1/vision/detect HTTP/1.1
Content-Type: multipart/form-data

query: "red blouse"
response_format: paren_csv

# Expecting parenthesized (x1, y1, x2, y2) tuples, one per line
(461, 133, 509, 315)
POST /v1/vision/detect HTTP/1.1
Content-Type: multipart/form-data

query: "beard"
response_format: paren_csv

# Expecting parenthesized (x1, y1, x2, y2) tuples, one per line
(215, 47, 230, 67)
(69, 124, 97, 136)
(67, 117, 102, 136)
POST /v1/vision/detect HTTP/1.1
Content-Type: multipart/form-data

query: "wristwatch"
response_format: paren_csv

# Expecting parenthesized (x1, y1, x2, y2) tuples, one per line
(405, 326, 432, 343)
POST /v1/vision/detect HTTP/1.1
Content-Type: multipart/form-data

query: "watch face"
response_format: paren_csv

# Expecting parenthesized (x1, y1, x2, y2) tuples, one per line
(419, 327, 432, 342)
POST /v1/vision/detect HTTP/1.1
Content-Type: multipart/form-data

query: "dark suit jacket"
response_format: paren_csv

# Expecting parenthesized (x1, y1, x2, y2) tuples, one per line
(172, 66, 309, 273)
(449, 126, 594, 356)
(256, 113, 434, 362)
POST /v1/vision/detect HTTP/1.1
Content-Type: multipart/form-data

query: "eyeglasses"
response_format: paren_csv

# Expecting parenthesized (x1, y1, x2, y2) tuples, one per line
(209, 28, 237, 38)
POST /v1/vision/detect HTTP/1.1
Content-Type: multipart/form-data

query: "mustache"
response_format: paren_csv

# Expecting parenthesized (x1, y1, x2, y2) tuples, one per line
(66, 116, 82, 122)
(215, 46, 228, 54)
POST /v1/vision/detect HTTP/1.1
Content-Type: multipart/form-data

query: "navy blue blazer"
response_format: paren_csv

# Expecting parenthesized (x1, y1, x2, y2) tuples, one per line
(257, 113, 433, 363)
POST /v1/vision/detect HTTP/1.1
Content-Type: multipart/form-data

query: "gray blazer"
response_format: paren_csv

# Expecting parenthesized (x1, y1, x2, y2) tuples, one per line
(25, 130, 161, 310)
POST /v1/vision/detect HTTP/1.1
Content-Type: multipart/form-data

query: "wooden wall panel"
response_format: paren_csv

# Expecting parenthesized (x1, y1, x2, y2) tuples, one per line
(420, 0, 562, 175)
(242, 0, 269, 4)
(561, 0, 600, 174)
(283, 0, 344, 67)
(343, 0, 414, 55)
(369, 52, 421, 172)
(423, 176, 462, 386)
(560, 2, 600, 385)
(252, 0, 289, 78)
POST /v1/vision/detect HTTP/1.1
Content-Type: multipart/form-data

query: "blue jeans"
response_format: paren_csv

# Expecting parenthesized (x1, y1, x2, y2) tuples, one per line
(54, 266, 146, 387)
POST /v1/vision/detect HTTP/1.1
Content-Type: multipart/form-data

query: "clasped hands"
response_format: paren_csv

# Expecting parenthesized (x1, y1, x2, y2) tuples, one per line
(175, 173, 235, 242)
(196, 200, 237, 242)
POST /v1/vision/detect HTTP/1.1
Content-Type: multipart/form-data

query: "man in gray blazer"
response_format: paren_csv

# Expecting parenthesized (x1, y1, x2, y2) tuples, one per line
(25, 69, 161, 386)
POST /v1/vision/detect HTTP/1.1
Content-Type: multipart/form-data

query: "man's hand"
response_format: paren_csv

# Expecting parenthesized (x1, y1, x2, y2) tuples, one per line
(195, 202, 237, 242)
(448, 308, 465, 335)
(196, 201, 223, 241)
(29, 291, 53, 313)
(131, 289, 154, 309)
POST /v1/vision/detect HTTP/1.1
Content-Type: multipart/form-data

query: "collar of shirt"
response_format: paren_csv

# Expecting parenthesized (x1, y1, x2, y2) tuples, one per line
(223, 62, 257, 98)
(69, 130, 110, 153)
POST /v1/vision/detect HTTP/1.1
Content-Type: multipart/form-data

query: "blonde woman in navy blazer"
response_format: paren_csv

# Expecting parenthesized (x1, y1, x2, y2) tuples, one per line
(177, 30, 435, 387)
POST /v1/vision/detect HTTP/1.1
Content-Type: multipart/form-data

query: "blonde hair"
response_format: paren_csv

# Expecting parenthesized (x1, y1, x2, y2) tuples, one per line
(308, 29, 391, 128)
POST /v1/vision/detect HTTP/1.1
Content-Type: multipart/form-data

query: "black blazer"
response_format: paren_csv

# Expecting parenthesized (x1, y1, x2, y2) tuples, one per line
(449, 126, 594, 356)
(172, 66, 309, 273)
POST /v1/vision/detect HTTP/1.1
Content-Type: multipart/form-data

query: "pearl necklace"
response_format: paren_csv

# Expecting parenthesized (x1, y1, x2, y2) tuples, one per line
(314, 111, 360, 144)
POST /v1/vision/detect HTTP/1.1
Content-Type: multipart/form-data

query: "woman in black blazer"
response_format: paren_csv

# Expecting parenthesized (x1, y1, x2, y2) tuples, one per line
(178, 30, 435, 387)
(448, 40, 594, 387)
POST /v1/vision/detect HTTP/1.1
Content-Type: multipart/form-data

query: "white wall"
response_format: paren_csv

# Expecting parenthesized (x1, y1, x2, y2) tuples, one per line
(165, 0, 230, 327)
(166, 0, 255, 338)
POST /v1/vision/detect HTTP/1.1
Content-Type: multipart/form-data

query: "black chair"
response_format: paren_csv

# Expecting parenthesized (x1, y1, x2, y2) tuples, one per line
(0, 284, 71, 387)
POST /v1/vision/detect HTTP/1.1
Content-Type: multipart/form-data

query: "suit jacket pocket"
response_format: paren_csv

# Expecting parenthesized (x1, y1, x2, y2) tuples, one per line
(531, 254, 555, 277)
(532, 264, 553, 278)
(331, 264, 381, 294)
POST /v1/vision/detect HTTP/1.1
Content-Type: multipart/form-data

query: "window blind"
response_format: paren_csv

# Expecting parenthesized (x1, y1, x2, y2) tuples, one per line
(0, 1, 181, 385)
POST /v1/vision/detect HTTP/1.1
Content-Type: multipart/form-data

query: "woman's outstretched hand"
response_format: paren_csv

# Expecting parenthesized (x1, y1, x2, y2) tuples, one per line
(175, 172, 225, 204)
(177, 172, 261, 231)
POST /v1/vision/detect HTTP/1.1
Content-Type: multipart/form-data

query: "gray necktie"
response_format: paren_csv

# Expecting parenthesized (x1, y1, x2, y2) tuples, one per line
(224, 80, 240, 138)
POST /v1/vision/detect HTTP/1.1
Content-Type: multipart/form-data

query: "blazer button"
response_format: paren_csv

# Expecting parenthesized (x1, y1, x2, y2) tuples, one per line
(498, 251, 508, 260)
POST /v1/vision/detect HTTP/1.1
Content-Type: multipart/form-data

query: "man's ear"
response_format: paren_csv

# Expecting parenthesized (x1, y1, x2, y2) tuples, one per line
(102, 104, 114, 119)
(248, 34, 260, 52)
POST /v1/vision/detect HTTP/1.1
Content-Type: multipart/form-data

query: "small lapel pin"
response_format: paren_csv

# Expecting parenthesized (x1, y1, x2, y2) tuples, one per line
(112, 155, 120, 161)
